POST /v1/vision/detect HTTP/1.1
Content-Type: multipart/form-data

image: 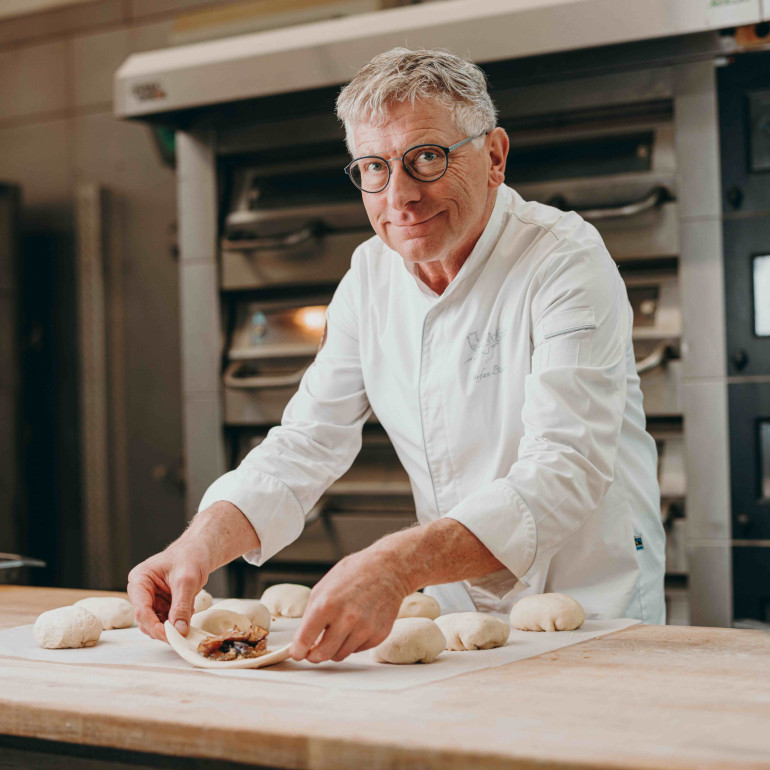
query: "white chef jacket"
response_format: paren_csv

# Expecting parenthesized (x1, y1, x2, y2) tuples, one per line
(200, 184, 666, 624)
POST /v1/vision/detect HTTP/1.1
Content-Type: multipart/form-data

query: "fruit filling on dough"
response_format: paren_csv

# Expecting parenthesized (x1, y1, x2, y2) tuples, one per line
(197, 625, 268, 661)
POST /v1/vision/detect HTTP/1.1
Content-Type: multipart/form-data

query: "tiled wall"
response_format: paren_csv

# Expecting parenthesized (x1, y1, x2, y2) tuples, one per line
(0, 1, 227, 582)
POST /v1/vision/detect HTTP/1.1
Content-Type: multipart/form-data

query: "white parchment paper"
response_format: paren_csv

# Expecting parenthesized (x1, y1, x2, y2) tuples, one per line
(0, 617, 640, 691)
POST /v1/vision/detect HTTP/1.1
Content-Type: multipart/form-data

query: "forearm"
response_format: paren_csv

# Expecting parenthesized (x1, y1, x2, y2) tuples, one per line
(369, 517, 504, 594)
(181, 500, 261, 572)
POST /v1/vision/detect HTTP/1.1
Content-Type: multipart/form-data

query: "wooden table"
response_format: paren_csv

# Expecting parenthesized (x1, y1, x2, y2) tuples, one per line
(1, 586, 769, 770)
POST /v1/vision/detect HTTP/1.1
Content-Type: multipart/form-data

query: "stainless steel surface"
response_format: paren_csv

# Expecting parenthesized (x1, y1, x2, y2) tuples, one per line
(635, 341, 679, 375)
(137, 16, 757, 621)
(75, 184, 114, 589)
(223, 361, 310, 390)
(672, 61, 732, 626)
(579, 186, 671, 221)
(177, 130, 227, 598)
(221, 169, 369, 289)
(688, 543, 733, 628)
(113, 0, 767, 118)
(683, 381, 732, 543)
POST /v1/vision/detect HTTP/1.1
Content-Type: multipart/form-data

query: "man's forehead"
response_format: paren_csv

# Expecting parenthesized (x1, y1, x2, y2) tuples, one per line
(352, 103, 457, 154)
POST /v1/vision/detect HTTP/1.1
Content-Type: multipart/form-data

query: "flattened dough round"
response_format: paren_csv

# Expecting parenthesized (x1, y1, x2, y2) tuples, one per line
(190, 608, 252, 634)
(509, 593, 586, 632)
(397, 592, 440, 620)
(371, 618, 446, 664)
(33, 606, 103, 649)
(213, 599, 271, 630)
(193, 589, 213, 613)
(434, 612, 510, 651)
(260, 583, 310, 618)
(74, 597, 133, 630)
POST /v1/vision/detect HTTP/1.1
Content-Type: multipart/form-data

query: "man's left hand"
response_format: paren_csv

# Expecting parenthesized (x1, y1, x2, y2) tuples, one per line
(289, 547, 411, 663)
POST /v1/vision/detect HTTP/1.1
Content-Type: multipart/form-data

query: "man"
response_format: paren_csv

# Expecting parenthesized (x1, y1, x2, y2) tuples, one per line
(129, 48, 666, 663)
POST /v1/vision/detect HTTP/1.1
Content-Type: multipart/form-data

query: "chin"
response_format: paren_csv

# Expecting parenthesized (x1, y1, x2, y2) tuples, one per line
(389, 237, 442, 264)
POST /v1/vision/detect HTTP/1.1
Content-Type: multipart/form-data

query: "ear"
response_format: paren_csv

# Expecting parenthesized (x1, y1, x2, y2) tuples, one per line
(486, 127, 509, 189)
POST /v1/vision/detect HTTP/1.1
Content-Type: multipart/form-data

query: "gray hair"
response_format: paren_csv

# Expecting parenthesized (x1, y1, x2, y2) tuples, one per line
(336, 47, 497, 156)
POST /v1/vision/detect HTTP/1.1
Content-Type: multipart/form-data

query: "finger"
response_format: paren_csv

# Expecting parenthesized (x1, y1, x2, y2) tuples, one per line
(331, 627, 371, 662)
(306, 619, 354, 664)
(290, 609, 330, 661)
(127, 575, 168, 642)
(153, 595, 171, 618)
(353, 628, 390, 654)
(167, 572, 201, 636)
(129, 587, 167, 642)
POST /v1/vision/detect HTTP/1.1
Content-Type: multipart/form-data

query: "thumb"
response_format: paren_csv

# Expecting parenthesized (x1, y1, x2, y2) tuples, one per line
(168, 576, 200, 636)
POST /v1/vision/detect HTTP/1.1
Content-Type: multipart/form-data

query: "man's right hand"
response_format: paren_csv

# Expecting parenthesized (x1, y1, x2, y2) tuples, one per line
(127, 501, 261, 643)
(127, 540, 210, 643)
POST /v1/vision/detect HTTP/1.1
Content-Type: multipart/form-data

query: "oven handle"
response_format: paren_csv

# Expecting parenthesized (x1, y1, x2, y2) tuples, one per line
(223, 360, 310, 389)
(636, 340, 680, 375)
(0, 552, 46, 569)
(573, 186, 672, 221)
(221, 221, 321, 251)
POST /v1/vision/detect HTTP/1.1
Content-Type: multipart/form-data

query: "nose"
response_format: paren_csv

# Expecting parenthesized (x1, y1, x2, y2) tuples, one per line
(386, 161, 422, 210)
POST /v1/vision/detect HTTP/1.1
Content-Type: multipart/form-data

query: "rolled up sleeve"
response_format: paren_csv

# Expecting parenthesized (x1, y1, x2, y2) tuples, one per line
(445, 242, 629, 593)
(198, 251, 371, 565)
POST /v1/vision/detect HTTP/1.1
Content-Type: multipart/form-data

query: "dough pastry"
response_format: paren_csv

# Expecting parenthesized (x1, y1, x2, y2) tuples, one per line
(371, 618, 445, 664)
(397, 592, 440, 620)
(33, 606, 103, 649)
(193, 589, 213, 613)
(509, 593, 586, 631)
(260, 583, 310, 618)
(213, 599, 271, 631)
(74, 597, 133, 630)
(434, 612, 510, 651)
(190, 608, 253, 635)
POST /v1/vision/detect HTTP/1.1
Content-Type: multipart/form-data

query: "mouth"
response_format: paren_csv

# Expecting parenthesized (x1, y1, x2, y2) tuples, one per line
(389, 212, 441, 230)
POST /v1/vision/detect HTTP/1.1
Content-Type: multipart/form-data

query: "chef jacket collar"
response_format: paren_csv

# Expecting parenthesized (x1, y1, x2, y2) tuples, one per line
(400, 184, 509, 300)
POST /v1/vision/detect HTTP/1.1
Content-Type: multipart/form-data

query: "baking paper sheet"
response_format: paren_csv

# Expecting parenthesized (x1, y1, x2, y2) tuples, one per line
(0, 616, 640, 691)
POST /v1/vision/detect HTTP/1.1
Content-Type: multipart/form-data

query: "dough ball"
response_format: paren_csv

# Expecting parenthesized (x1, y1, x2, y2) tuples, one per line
(434, 612, 510, 651)
(509, 593, 586, 632)
(74, 597, 133, 630)
(371, 618, 446, 664)
(193, 589, 213, 613)
(397, 592, 440, 620)
(190, 608, 252, 635)
(33, 606, 103, 649)
(213, 599, 271, 631)
(260, 583, 310, 618)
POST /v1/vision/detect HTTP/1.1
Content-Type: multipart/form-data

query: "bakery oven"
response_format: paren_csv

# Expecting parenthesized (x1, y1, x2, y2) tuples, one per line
(116, 0, 767, 619)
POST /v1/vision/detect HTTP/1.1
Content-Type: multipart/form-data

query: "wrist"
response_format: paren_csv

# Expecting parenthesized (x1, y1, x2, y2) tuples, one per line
(181, 501, 259, 572)
(368, 529, 425, 596)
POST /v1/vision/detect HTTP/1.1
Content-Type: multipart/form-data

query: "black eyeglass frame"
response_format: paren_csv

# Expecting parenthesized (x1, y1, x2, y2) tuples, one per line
(344, 130, 490, 193)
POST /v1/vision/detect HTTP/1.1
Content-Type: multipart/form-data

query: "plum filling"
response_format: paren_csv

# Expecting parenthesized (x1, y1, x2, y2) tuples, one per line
(197, 625, 269, 661)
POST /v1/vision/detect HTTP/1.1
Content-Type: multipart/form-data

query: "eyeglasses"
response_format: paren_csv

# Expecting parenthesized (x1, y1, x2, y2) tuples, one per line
(344, 131, 488, 193)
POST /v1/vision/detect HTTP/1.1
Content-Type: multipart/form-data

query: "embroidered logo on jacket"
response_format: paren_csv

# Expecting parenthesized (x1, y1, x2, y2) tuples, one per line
(465, 328, 505, 381)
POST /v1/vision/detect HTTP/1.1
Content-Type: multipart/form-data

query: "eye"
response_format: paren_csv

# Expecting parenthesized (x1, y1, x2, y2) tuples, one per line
(417, 150, 439, 163)
(365, 160, 386, 173)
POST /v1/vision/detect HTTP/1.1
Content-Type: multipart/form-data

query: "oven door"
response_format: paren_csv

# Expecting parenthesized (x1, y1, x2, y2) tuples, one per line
(224, 297, 327, 425)
(626, 273, 682, 417)
(221, 164, 372, 290)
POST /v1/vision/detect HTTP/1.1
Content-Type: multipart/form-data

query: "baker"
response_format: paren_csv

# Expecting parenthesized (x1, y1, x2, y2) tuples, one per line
(128, 47, 666, 663)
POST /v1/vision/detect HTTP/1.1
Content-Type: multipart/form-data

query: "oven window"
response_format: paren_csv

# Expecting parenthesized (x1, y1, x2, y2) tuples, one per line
(753, 254, 770, 337)
(760, 420, 770, 501)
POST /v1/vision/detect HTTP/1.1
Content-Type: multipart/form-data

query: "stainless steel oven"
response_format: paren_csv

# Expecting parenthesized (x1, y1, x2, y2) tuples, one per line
(117, 3, 763, 618)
